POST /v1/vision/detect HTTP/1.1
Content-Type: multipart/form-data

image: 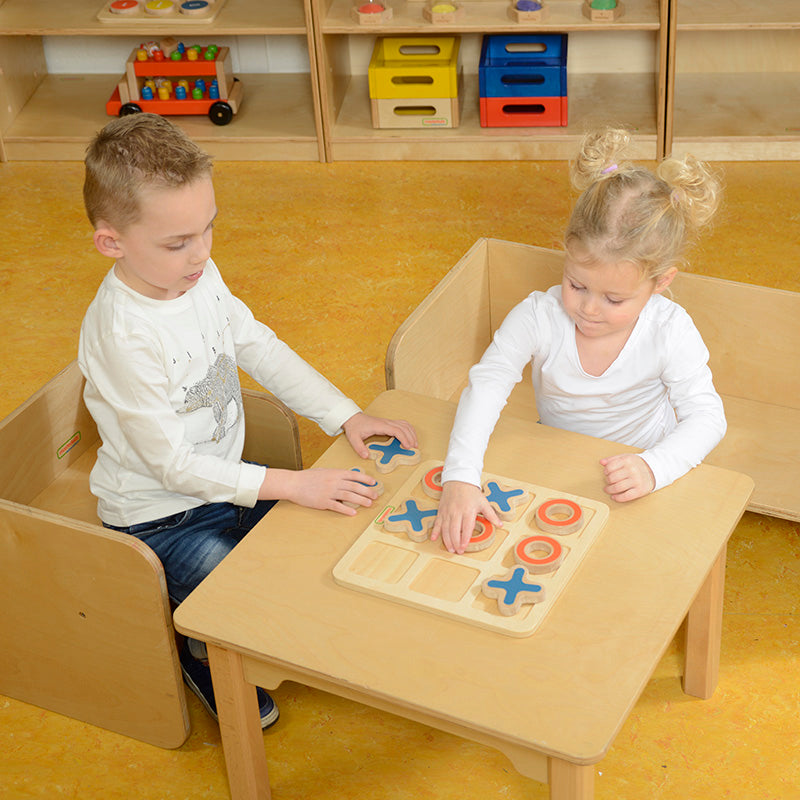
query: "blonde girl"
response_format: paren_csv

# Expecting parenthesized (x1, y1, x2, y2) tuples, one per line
(432, 128, 726, 554)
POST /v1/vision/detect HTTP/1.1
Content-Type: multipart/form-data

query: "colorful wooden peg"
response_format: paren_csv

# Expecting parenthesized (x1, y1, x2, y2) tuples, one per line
(352, 1, 393, 24)
(509, 0, 547, 23)
(423, 1, 465, 24)
(582, 0, 623, 21)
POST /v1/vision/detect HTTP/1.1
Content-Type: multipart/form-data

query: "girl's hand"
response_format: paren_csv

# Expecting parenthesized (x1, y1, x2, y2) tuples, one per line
(342, 412, 418, 458)
(260, 467, 381, 515)
(600, 454, 655, 502)
(430, 480, 502, 554)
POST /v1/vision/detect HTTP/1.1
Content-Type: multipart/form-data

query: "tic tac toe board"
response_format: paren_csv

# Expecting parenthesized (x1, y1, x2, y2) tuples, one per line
(333, 460, 610, 637)
(97, 0, 228, 25)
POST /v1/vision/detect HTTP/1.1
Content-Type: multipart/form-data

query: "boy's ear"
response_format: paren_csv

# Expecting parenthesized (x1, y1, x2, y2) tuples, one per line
(93, 224, 124, 259)
(654, 266, 678, 294)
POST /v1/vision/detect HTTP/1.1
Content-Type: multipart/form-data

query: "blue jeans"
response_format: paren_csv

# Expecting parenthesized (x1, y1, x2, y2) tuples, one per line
(105, 499, 276, 606)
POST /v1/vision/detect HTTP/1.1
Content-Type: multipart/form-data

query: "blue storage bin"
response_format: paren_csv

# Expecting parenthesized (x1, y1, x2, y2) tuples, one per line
(480, 34, 567, 68)
(479, 34, 567, 99)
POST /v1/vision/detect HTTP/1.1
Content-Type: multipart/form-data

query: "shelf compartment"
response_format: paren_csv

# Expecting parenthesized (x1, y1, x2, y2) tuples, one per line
(670, 72, 800, 161)
(326, 72, 658, 160)
(2, 72, 321, 161)
(667, 26, 800, 160)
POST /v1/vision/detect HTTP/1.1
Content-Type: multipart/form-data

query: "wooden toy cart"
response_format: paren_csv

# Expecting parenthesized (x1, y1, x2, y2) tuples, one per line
(106, 39, 242, 125)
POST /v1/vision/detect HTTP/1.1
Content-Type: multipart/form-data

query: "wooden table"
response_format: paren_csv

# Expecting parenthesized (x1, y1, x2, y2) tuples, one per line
(173, 390, 754, 800)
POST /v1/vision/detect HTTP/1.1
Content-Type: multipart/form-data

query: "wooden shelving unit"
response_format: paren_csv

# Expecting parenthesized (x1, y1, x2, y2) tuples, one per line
(0, 0, 324, 161)
(3, 0, 796, 162)
(312, 0, 668, 161)
(666, 0, 800, 160)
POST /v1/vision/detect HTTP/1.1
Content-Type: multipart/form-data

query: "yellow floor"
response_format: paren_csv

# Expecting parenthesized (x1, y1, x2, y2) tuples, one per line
(1, 157, 798, 800)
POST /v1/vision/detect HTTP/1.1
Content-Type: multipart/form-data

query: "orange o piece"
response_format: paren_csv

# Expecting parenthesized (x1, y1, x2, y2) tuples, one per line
(514, 535, 563, 573)
(421, 465, 444, 499)
(465, 516, 494, 552)
(534, 498, 583, 534)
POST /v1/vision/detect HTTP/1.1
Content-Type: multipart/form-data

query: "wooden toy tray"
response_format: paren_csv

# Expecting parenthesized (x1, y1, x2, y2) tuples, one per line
(333, 460, 609, 637)
(97, 0, 228, 25)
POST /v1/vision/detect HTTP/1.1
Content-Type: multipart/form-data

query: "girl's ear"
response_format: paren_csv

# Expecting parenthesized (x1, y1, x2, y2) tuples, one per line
(654, 266, 678, 295)
(93, 225, 124, 259)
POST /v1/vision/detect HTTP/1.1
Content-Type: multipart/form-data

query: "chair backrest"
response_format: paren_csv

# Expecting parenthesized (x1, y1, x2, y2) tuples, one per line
(386, 236, 800, 412)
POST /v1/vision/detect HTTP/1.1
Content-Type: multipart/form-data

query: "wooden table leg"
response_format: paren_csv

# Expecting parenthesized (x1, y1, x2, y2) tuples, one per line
(683, 543, 726, 700)
(207, 644, 271, 800)
(548, 757, 595, 800)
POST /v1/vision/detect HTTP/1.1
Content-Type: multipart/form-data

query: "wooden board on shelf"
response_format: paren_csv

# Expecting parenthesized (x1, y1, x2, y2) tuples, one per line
(333, 460, 610, 637)
(96, 0, 229, 26)
(670, 72, 800, 160)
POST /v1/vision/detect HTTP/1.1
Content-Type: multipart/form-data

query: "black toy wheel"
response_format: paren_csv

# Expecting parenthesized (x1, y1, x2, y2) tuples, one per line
(118, 103, 142, 117)
(208, 101, 234, 126)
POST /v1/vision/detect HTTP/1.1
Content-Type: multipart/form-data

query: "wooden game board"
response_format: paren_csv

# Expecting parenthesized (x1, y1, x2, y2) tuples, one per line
(97, 0, 228, 25)
(333, 460, 609, 637)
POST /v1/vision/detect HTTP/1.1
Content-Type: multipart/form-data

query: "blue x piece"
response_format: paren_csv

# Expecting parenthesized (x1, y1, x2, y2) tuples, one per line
(484, 481, 525, 512)
(486, 566, 543, 606)
(387, 500, 438, 533)
(368, 438, 415, 465)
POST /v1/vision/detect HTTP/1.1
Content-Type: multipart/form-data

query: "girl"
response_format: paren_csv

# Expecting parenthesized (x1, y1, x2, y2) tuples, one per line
(432, 128, 726, 554)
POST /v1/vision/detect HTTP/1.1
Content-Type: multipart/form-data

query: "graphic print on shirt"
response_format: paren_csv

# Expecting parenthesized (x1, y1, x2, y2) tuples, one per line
(179, 353, 242, 443)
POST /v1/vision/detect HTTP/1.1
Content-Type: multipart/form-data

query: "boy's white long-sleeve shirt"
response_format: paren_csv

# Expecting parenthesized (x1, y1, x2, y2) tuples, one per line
(78, 260, 360, 527)
(442, 286, 726, 492)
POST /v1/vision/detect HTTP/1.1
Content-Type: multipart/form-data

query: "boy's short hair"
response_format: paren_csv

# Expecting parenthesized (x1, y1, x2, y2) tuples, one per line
(84, 113, 213, 230)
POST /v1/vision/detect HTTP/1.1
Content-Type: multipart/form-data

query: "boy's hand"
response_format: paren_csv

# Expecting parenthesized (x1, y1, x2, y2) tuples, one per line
(600, 454, 655, 502)
(342, 412, 418, 458)
(260, 467, 381, 516)
(430, 480, 502, 554)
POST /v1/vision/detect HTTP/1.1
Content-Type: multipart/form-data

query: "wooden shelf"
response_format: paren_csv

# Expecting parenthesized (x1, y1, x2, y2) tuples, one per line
(0, 0, 324, 161)
(327, 73, 658, 161)
(4, 0, 796, 162)
(2, 72, 320, 161)
(313, 0, 668, 161)
(674, 0, 800, 30)
(666, 1, 800, 160)
(321, 0, 661, 32)
(0, 0, 308, 35)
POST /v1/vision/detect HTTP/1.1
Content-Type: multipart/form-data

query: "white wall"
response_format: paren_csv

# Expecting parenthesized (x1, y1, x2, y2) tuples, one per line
(44, 35, 311, 74)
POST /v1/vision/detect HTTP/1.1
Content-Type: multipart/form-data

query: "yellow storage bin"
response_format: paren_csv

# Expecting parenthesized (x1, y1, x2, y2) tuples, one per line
(368, 36, 461, 100)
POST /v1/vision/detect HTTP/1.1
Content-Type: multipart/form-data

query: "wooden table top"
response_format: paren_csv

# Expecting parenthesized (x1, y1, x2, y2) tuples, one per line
(174, 389, 753, 765)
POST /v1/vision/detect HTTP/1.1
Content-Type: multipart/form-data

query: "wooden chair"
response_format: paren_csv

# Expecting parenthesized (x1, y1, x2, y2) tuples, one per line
(0, 360, 302, 748)
(386, 237, 800, 522)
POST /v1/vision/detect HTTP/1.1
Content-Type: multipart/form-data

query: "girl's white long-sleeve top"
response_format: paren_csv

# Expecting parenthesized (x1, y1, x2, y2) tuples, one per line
(441, 286, 726, 492)
(78, 260, 360, 527)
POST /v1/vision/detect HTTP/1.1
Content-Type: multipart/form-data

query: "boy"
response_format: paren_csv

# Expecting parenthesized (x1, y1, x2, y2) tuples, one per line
(79, 113, 416, 727)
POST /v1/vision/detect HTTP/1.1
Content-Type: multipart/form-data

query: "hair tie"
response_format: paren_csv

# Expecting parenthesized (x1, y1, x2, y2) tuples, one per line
(601, 163, 618, 175)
